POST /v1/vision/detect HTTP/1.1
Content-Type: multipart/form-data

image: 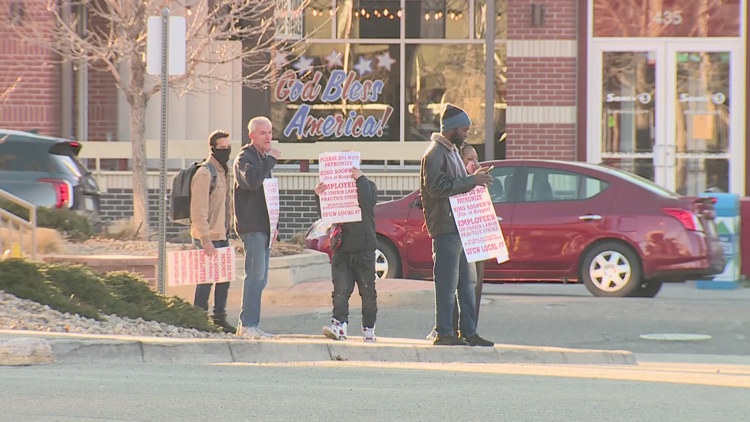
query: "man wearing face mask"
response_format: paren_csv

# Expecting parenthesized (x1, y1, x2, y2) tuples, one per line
(190, 129, 234, 333)
(420, 104, 494, 347)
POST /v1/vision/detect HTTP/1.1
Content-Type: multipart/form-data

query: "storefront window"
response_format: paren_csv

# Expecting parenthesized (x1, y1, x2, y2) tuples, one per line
(270, 43, 400, 142)
(404, 44, 487, 142)
(336, 0, 400, 39)
(404, 0, 470, 39)
(305, 0, 334, 38)
(593, 0, 740, 38)
(474, 0, 507, 39)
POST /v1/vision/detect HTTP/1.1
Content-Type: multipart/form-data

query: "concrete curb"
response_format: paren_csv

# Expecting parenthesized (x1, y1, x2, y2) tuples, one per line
(0, 331, 636, 366)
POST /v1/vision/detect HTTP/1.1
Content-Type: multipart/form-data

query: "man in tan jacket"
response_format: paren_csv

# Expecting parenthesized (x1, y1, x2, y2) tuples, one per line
(191, 130, 234, 333)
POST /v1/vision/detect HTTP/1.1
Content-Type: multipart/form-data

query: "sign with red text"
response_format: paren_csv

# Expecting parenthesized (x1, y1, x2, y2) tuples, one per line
(319, 151, 362, 224)
(263, 178, 280, 247)
(450, 186, 509, 264)
(167, 246, 236, 286)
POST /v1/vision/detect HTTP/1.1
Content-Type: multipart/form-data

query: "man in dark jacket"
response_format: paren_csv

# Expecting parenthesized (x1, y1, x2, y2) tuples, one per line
(233, 116, 280, 340)
(420, 104, 494, 347)
(315, 167, 379, 342)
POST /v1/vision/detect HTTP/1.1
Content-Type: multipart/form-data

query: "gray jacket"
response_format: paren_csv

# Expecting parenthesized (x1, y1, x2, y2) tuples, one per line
(419, 133, 477, 237)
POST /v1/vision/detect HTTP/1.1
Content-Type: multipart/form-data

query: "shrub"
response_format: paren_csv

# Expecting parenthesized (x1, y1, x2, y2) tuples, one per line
(0, 199, 93, 241)
(0, 259, 101, 319)
(0, 260, 219, 333)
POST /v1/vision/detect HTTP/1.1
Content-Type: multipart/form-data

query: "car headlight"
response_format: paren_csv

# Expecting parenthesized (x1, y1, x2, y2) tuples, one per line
(306, 219, 332, 240)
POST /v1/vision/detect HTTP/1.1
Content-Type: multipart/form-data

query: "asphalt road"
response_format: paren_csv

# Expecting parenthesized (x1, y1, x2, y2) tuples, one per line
(261, 282, 750, 358)
(2, 362, 748, 421)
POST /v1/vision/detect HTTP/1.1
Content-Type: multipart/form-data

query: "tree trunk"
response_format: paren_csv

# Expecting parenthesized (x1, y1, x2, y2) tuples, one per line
(128, 58, 150, 240)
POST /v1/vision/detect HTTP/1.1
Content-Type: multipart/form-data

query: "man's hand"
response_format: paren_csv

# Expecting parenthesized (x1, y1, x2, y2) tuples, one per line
(351, 167, 363, 180)
(201, 239, 216, 256)
(472, 168, 494, 186)
(268, 148, 282, 160)
(314, 182, 327, 196)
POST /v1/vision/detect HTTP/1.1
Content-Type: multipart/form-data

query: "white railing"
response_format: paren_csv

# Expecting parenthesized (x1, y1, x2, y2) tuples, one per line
(0, 189, 38, 261)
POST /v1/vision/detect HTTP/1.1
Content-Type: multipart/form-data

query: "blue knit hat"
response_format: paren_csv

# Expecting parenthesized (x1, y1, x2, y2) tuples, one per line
(441, 104, 472, 132)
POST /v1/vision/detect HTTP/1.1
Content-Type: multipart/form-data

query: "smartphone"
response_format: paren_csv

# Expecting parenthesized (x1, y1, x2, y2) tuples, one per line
(481, 165, 494, 174)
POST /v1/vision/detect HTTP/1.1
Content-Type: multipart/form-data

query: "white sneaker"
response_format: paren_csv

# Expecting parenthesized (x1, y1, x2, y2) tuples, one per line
(322, 318, 347, 340)
(237, 326, 272, 340)
(255, 327, 276, 338)
(425, 328, 438, 341)
(363, 327, 376, 343)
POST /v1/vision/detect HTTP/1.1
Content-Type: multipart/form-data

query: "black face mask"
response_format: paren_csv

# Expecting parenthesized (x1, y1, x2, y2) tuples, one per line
(212, 147, 231, 165)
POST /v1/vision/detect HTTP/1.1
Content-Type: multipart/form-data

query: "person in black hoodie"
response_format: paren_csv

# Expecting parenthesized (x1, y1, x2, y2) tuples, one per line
(315, 167, 379, 342)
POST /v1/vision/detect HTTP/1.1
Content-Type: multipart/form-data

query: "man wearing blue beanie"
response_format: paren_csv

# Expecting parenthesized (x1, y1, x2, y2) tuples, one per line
(419, 103, 494, 347)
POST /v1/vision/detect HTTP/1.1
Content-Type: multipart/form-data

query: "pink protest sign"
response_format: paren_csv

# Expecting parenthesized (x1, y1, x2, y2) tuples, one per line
(167, 246, 236, 286)
(318, 151, 362, 224)
(449, 186, 510, 264)
(263, 178, 280, 247)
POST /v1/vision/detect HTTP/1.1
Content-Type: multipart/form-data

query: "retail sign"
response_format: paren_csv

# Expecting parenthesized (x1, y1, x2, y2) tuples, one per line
(593, 0, 740, 38)
(274, 50, 395, 140)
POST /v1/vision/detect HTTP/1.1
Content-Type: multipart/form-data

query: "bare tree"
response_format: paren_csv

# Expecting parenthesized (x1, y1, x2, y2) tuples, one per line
(14, 0, 307, 238)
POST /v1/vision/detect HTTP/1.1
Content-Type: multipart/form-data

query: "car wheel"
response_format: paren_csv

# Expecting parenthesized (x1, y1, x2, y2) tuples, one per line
(375, 238, 402, 279)
(631, 280, 663, 298)
(580, 241, 643, 297)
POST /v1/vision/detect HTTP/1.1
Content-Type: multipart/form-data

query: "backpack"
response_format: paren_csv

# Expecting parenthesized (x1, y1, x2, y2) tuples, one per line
(170, 161, 217, 225)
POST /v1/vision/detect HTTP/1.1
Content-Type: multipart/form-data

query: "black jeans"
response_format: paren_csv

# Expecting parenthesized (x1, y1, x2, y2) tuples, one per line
(193, 239, 231, 316)
(331, 250, 378, 329)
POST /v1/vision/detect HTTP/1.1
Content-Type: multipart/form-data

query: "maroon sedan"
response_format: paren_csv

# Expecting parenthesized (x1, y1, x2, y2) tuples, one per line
(306, 160, 725, 297)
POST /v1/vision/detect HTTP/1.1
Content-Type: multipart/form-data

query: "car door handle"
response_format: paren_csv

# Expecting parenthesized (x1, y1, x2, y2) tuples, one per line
(496, 216, 503, 222)
(578, 214, 602, 221)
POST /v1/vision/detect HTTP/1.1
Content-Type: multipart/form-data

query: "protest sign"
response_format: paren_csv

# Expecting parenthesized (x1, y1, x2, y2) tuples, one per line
(263, 178, 280, 248)
(167, 246, 236, 286)
(318, 151, 362, 224)
(450, 186, 510, 264)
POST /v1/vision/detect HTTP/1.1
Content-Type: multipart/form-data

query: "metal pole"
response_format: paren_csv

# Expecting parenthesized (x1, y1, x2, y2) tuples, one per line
(157, 7, 170, 294)
(484, 0, 496, 161)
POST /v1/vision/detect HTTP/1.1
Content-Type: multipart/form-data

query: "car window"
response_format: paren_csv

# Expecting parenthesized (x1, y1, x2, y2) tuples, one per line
(487, 166, 516, 203)
(0, 140, 53, 172)
(525, 167, 610, 202)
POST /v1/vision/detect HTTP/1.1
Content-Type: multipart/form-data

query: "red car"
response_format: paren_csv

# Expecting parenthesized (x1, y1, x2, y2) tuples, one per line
(306, 160, 725, 297)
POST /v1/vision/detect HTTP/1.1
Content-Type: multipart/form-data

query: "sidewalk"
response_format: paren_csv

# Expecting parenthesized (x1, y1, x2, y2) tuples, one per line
(0, 330, 636, 366)
(0, 276, 636, 366)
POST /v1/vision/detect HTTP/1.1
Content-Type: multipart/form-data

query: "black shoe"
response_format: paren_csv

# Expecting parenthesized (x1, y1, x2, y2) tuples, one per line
(211, 315, 236, 334)
(433, 334, 469, 346)
(461, 334, 494, 347)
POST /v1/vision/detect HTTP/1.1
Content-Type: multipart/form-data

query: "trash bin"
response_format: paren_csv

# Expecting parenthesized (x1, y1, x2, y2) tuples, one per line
(697, 192, 740, 289)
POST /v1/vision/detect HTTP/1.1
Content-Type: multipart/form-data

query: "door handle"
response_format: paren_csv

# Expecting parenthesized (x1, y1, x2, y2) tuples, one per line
(578, 214, 602, 221)
(496, 216, 503, 222)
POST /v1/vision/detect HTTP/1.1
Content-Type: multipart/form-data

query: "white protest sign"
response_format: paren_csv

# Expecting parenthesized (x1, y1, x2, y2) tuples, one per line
(263, 178, 280, 248)
(450, 186, 510, 264)
(167, 246, 236, 286)
(318, 151, 362, 224)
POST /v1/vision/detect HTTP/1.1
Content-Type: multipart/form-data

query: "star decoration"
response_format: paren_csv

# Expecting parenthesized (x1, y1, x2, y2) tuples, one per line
(273, 51, 289, 68)
(353, 56, 373, 76)
(376, 52, 396, 71)
(292, 55, 314, 74)
(325, 50, 343, 68)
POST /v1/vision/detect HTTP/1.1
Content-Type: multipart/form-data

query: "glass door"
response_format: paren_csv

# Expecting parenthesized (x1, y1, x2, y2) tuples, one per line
(667, 44, 734, 195)
(589, 42, 743, 195)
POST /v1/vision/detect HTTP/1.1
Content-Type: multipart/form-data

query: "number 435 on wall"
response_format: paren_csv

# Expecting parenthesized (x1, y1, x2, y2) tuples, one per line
(653, 10, 683, 25)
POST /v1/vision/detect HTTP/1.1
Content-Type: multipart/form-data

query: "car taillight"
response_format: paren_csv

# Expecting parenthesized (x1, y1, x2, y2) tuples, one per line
(38, 178, 73, 208)
(662, 208, 701, 231)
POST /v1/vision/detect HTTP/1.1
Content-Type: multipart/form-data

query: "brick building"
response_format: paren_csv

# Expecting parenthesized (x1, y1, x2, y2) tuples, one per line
(1, 0, 747, 238)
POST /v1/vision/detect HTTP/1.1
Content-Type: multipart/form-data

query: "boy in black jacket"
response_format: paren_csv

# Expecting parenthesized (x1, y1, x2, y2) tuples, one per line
(315, 167, 379, 342)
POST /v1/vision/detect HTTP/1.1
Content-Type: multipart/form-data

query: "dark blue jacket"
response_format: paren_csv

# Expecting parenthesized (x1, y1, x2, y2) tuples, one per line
(233, 144, 276, 236)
